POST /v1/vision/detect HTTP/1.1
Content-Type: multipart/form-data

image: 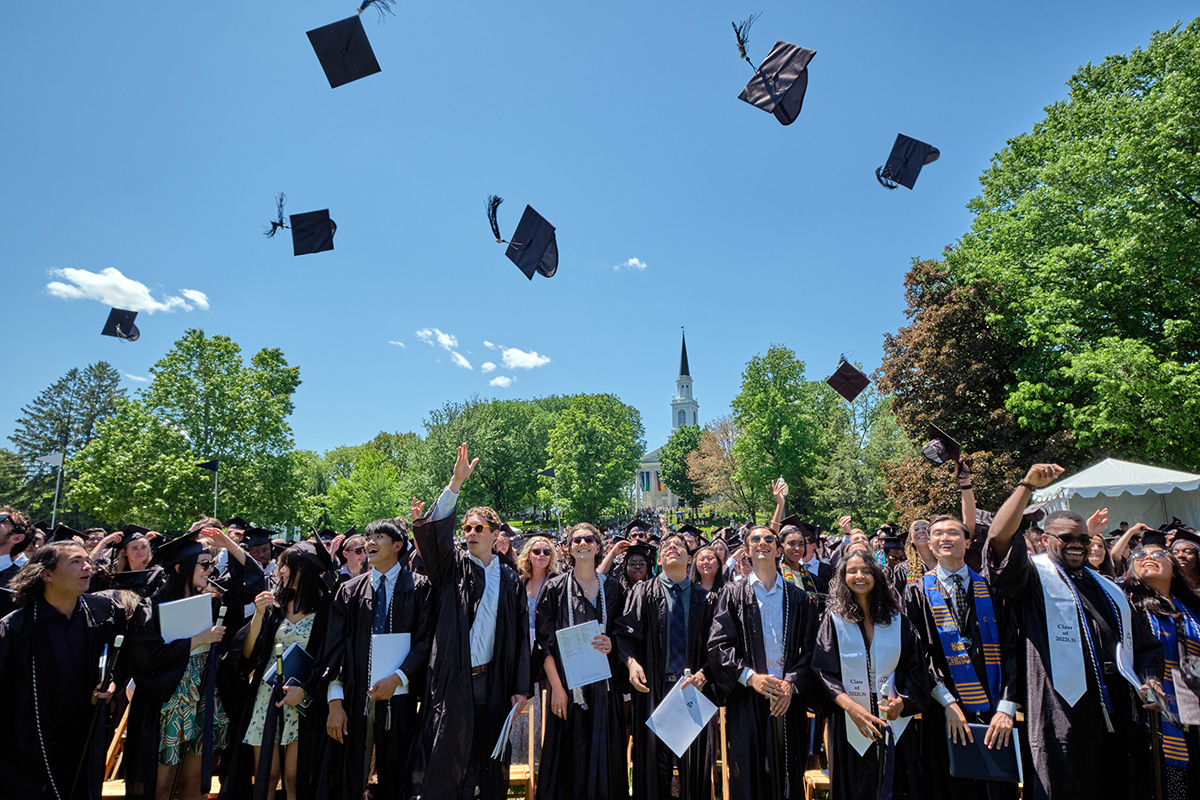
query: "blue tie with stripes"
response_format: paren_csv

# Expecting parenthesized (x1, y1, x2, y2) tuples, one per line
(373, 576, 388, 635)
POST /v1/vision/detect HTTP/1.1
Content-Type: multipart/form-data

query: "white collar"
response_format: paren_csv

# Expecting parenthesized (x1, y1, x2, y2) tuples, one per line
(935, 563, 970, 585)
(750, 570, 780, 594)
(371, 561, 403, 586)
(468, 552, 499, 572)
(0, 554, 11, 571)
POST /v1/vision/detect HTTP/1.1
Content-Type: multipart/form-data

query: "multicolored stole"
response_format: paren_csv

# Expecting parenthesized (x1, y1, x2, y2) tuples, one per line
(1148, 602, 1200, 766)
(781, 564, 817, 596)
(922, 571, 1001, 712)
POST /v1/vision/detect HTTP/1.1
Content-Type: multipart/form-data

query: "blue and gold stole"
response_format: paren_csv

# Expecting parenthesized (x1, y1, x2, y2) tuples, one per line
(923, 571, 1001, 712)
(1147, 602, 1200, 766)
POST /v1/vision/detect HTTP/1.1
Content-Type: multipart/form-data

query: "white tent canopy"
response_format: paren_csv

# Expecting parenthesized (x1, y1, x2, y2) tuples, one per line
(1031, 458, 1200, 530)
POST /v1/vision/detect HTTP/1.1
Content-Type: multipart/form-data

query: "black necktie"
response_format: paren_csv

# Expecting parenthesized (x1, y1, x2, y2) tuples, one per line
(373, 576, 388, 635)
(669, 583, 687, 674)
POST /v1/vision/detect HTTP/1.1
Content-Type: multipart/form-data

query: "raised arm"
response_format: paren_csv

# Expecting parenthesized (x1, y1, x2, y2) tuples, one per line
(986, 464, 1063, 561)
(412, 443, 476, 585)
(768, 478, 787, 533)
(957, 460, 976, 535)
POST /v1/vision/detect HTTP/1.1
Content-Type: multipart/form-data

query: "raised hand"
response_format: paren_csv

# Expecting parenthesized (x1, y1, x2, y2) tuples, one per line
(1023, 463, 1064, 489)
(411, 496, 426, 521)
(1086, 508, 1110, 537)
(449, 443, 479, 493)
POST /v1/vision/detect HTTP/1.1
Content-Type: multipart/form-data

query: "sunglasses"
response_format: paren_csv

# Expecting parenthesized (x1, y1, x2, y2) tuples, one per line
(461, 524, 490, 534)
(198, 560, 216, 570)
(572, 535, 598, 545)
(1132, 548, 1169, 562)
(1050, 534, 1091, 546)
(348, 546, 365, 556)
(531, 548, 553, 556)
(747, 534, 777, 545)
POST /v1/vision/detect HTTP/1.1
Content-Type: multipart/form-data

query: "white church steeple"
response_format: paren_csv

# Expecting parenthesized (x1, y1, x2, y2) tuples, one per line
(671, 329, 699, 433)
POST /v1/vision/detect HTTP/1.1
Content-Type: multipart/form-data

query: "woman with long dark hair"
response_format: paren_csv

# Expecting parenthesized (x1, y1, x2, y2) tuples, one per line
(535, 522, 628, 799)
(1121, 537, 1200, 798)
(690, 543, 725, 593)
(814, 551, 930, 800)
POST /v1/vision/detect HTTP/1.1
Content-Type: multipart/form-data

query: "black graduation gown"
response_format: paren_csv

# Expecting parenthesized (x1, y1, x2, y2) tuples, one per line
(310, 567, 432, 800)
(219, 598, 333, 800)
(613, 576, 717, 800)
(708, 576, 818, 800)
(409, 509, 531, 800)
(0, 561, 21, 618)
(0, 594, 130, 800)
(812, 612, 931, 800)
(534, 571, 628, 800)
(903, 575, 1020, 800)
(986, 534, 1164, 800)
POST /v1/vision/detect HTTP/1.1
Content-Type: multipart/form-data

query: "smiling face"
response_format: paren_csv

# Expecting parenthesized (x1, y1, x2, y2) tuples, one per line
(711, 539, 729, 563)
(625, 554, 649, 583)
(658, 536, 689, 571)
(1043, 518, 1090, 571)
(929, 519, 967, 565)
(1131, 545, 1174, 589)
(910, 520, 930, 550)
(1173, 540, 1199, 577)
(781, 531, 805, 567)
(694, 549, 720, 578)
(1088, 534, 1108, 568)
(526, 538, 554, 574)
(342, 535, 368, 574)
(366, 530, 403, 571)
(125, 538, 151, 570)
(746, 528, 780, 567)
(844, 553, 875, 598)
(569, 529, 600, 565)
(190, 552, 216, 594)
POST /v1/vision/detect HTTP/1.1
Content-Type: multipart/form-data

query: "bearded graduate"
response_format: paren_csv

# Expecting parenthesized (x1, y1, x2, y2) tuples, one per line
(708, 524, 819, 800)
(614, 533, 718, 800)
(902, 515, 1021, 800)
(535, 522, 628, 799)
(985, 464, 1165, 800)
(813, 551, 930, 800)
(408, 444, 531, 800)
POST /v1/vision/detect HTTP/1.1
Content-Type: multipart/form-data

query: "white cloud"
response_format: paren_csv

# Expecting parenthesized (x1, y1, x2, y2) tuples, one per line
(489, 376, 514, 388)
(613, 257, 648, 272)
(46, 267, 210, 314)
(501, 346, 551, 370)
(124, 373, 149, 383)
(481, 362, 496, 373)
(450, 351, 472, 369)
(483, 341, 497, 350)
(415, 327, 458, 351)
(388, 340, 406, 347)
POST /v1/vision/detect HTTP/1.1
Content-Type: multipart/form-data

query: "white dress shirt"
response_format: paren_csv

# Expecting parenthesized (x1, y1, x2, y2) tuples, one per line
(739, 571, 786, 684)
(431, 485, 501, 668)
(327, 561, 408, 702)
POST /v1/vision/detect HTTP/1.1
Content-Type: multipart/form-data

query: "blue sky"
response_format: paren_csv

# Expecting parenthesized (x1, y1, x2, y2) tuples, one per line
(2, 2, 1194, 457)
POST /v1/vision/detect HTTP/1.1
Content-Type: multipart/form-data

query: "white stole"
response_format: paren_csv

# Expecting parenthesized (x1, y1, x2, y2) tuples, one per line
(832, 613, 911, 756)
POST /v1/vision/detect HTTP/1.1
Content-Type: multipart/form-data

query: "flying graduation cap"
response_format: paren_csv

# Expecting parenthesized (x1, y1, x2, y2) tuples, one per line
(921, 424, 961, 465)
(826, 357, 869, 402)
(307, 12, 382, 89)
(877, 134, 940, 190)
(101, 308, 140, 341)
(487, 196, 558, 281)
(733, 14, 817, 126)
(290, 209, 337, 256)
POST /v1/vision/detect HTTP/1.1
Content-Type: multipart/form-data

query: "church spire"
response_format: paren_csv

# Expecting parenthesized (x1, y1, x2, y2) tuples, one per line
(679, 328, 690, 377)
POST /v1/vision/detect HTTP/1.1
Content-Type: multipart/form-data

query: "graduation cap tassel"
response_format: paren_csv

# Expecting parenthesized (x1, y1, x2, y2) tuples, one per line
(487, 195, 506, 243)
(732, 12, 762, 69)
(264, 192, 288, 238)
(876, 167, 899, 190)
(357, 0, 395, 19)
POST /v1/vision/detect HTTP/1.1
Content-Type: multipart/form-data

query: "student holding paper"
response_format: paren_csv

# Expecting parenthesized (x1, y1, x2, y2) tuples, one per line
(409, 443, 531, 800)
(614, 533, 717, 800)
(986, 465, 1164, 800)
(902, 515, 1021, 800)
(535, 522, 628, 800)
(1120, 529, 1200, 798)
(708, 524, 819, 800)
(0, 540, 131, 800)
(226, 538, 336, 800)
(314, 517, 432, 800)
(812, 551, 930, 800)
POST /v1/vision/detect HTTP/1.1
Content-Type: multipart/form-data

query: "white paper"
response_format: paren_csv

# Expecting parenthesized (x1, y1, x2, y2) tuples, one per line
(370, 633, 412, 696)
(490, 703, 522, 759)
(555, 620, 611, 690)
(1114, 643, 1142, 693)
(1171, 668, 1200, 725)
(646, 677, 718, 758)
(158, 594, 214, 643)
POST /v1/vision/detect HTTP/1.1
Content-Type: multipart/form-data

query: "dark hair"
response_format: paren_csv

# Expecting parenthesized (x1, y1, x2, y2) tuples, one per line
(8, 542, 88, 608)
(274, 547, 328, 616)
(158, 549, 207, 601)
(689, 544, 726, 591)
(463, 506, 503, 532)
(1121, 553, 1200, 620)
(565, 522, 603, 568)
(1088, 533, 1115, 577)
(365, 518, 408, 553)
(1, 506, 32, 557)
(1044, 510, 1086, 529)
(929, 515, 969, 537)
(828, 551, 899, 625)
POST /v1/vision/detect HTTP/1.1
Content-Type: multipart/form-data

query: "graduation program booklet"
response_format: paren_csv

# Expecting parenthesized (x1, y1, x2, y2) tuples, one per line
(369, 633, 412, 696)
(646, 677, 718, 758)
(555, 620, 611, 690)
(158, 594, 214, 644)
(261, 642, 315, 687)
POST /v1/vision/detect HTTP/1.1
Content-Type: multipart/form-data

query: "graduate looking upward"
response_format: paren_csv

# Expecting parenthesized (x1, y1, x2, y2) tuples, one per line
(986, 464, 1165, 800)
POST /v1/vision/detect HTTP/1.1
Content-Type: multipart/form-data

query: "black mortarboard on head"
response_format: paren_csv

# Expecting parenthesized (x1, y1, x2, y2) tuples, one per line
(101, 308, 140, 341)
(487, 196, 558, 281)
(307, 16, 382, 89)
(1171, 528, 1200, 549)
(289, 535, 336, 574)
(827, 357, 870, 403)
(877, 134, 940, 190)
(1140, 530, 1168, 548)
(243, 528, 274, 549)
(624, 543, 655, 563)
(623, 519, 652, 536)
(151, 530, 208, 568)
(733, 15, 817, 127)
(317, 528, 338, 541)
(677, 524, 703, 537)
(290, 209, 336, 256)
(224, 517, 250, 531)
(922, 424, 962, 465)
(49, 524, 83, 543)
(118, 524, 150, 550)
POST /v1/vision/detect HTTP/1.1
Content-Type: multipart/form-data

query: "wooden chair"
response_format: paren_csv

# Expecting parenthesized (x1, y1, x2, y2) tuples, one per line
(507, 693, 539, 798)
(802, 768, 829, 800)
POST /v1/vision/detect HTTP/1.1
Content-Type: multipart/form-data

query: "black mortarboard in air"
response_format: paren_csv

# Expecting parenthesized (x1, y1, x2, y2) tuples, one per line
(732, 15, 817, 127)
(922, 424, 962, 465)
(101, 308, 140, 341)
(151, 530, 208, 568)
(49, 524, 83, 543)
(290, 209, 337, 256)
(827, 357, 870, 403)
(307, 16, 382, 89)
(1022, 501, 1048, 523)
(877, 134, 940, 190)
(487, 196, 558, 280)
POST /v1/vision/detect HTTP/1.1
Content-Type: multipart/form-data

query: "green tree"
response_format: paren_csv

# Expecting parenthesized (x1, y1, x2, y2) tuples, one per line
(730, 345, 823, 516)
(686, 415, 760, 521)
(326, 448, 405, 528)
(659, 424, 705, 509)
(547, 394, 645, 523)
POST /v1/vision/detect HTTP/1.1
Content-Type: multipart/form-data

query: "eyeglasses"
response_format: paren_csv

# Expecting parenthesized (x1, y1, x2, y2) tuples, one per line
(747, 534, 777, 545)
(198, 560, 216, 570)
(531, 548, 553, 556)
(1132, 548, 1169, 562)
(461, 524, 490, 534)
(572, 535, 598, 545)
(348, 546, 365, 556)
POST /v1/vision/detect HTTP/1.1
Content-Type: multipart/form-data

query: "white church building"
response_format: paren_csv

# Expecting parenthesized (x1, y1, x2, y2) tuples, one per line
(636, 331, 699, 508)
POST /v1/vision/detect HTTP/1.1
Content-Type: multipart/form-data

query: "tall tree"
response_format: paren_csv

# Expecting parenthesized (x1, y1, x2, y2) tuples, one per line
(658, 424, 705, 509)
(686, 415, 760, 522)
(547, 394, 645, 524)
(325, 448, 405, 529)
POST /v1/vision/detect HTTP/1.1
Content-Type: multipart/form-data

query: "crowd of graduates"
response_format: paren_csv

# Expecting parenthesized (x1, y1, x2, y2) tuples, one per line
(1, 443, 1200, 800)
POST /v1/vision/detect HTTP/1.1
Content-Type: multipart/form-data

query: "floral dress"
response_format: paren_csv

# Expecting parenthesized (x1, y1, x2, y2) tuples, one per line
(158, 648, 230, 765)
(243, 613, 315, 747)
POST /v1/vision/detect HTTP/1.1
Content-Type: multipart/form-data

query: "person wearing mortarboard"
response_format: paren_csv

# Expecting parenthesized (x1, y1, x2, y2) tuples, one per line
(311, 514, 432, 800)
(0, 537, 135, 800)
(407, 444, 531, 800)
(986, 464, 1165, 800)
(1168, 526, 1200, 592)
(213, 516, 250, 572)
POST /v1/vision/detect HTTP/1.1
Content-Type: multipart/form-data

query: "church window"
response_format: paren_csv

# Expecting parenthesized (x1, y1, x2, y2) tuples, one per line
(677, 410, 686, 429)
